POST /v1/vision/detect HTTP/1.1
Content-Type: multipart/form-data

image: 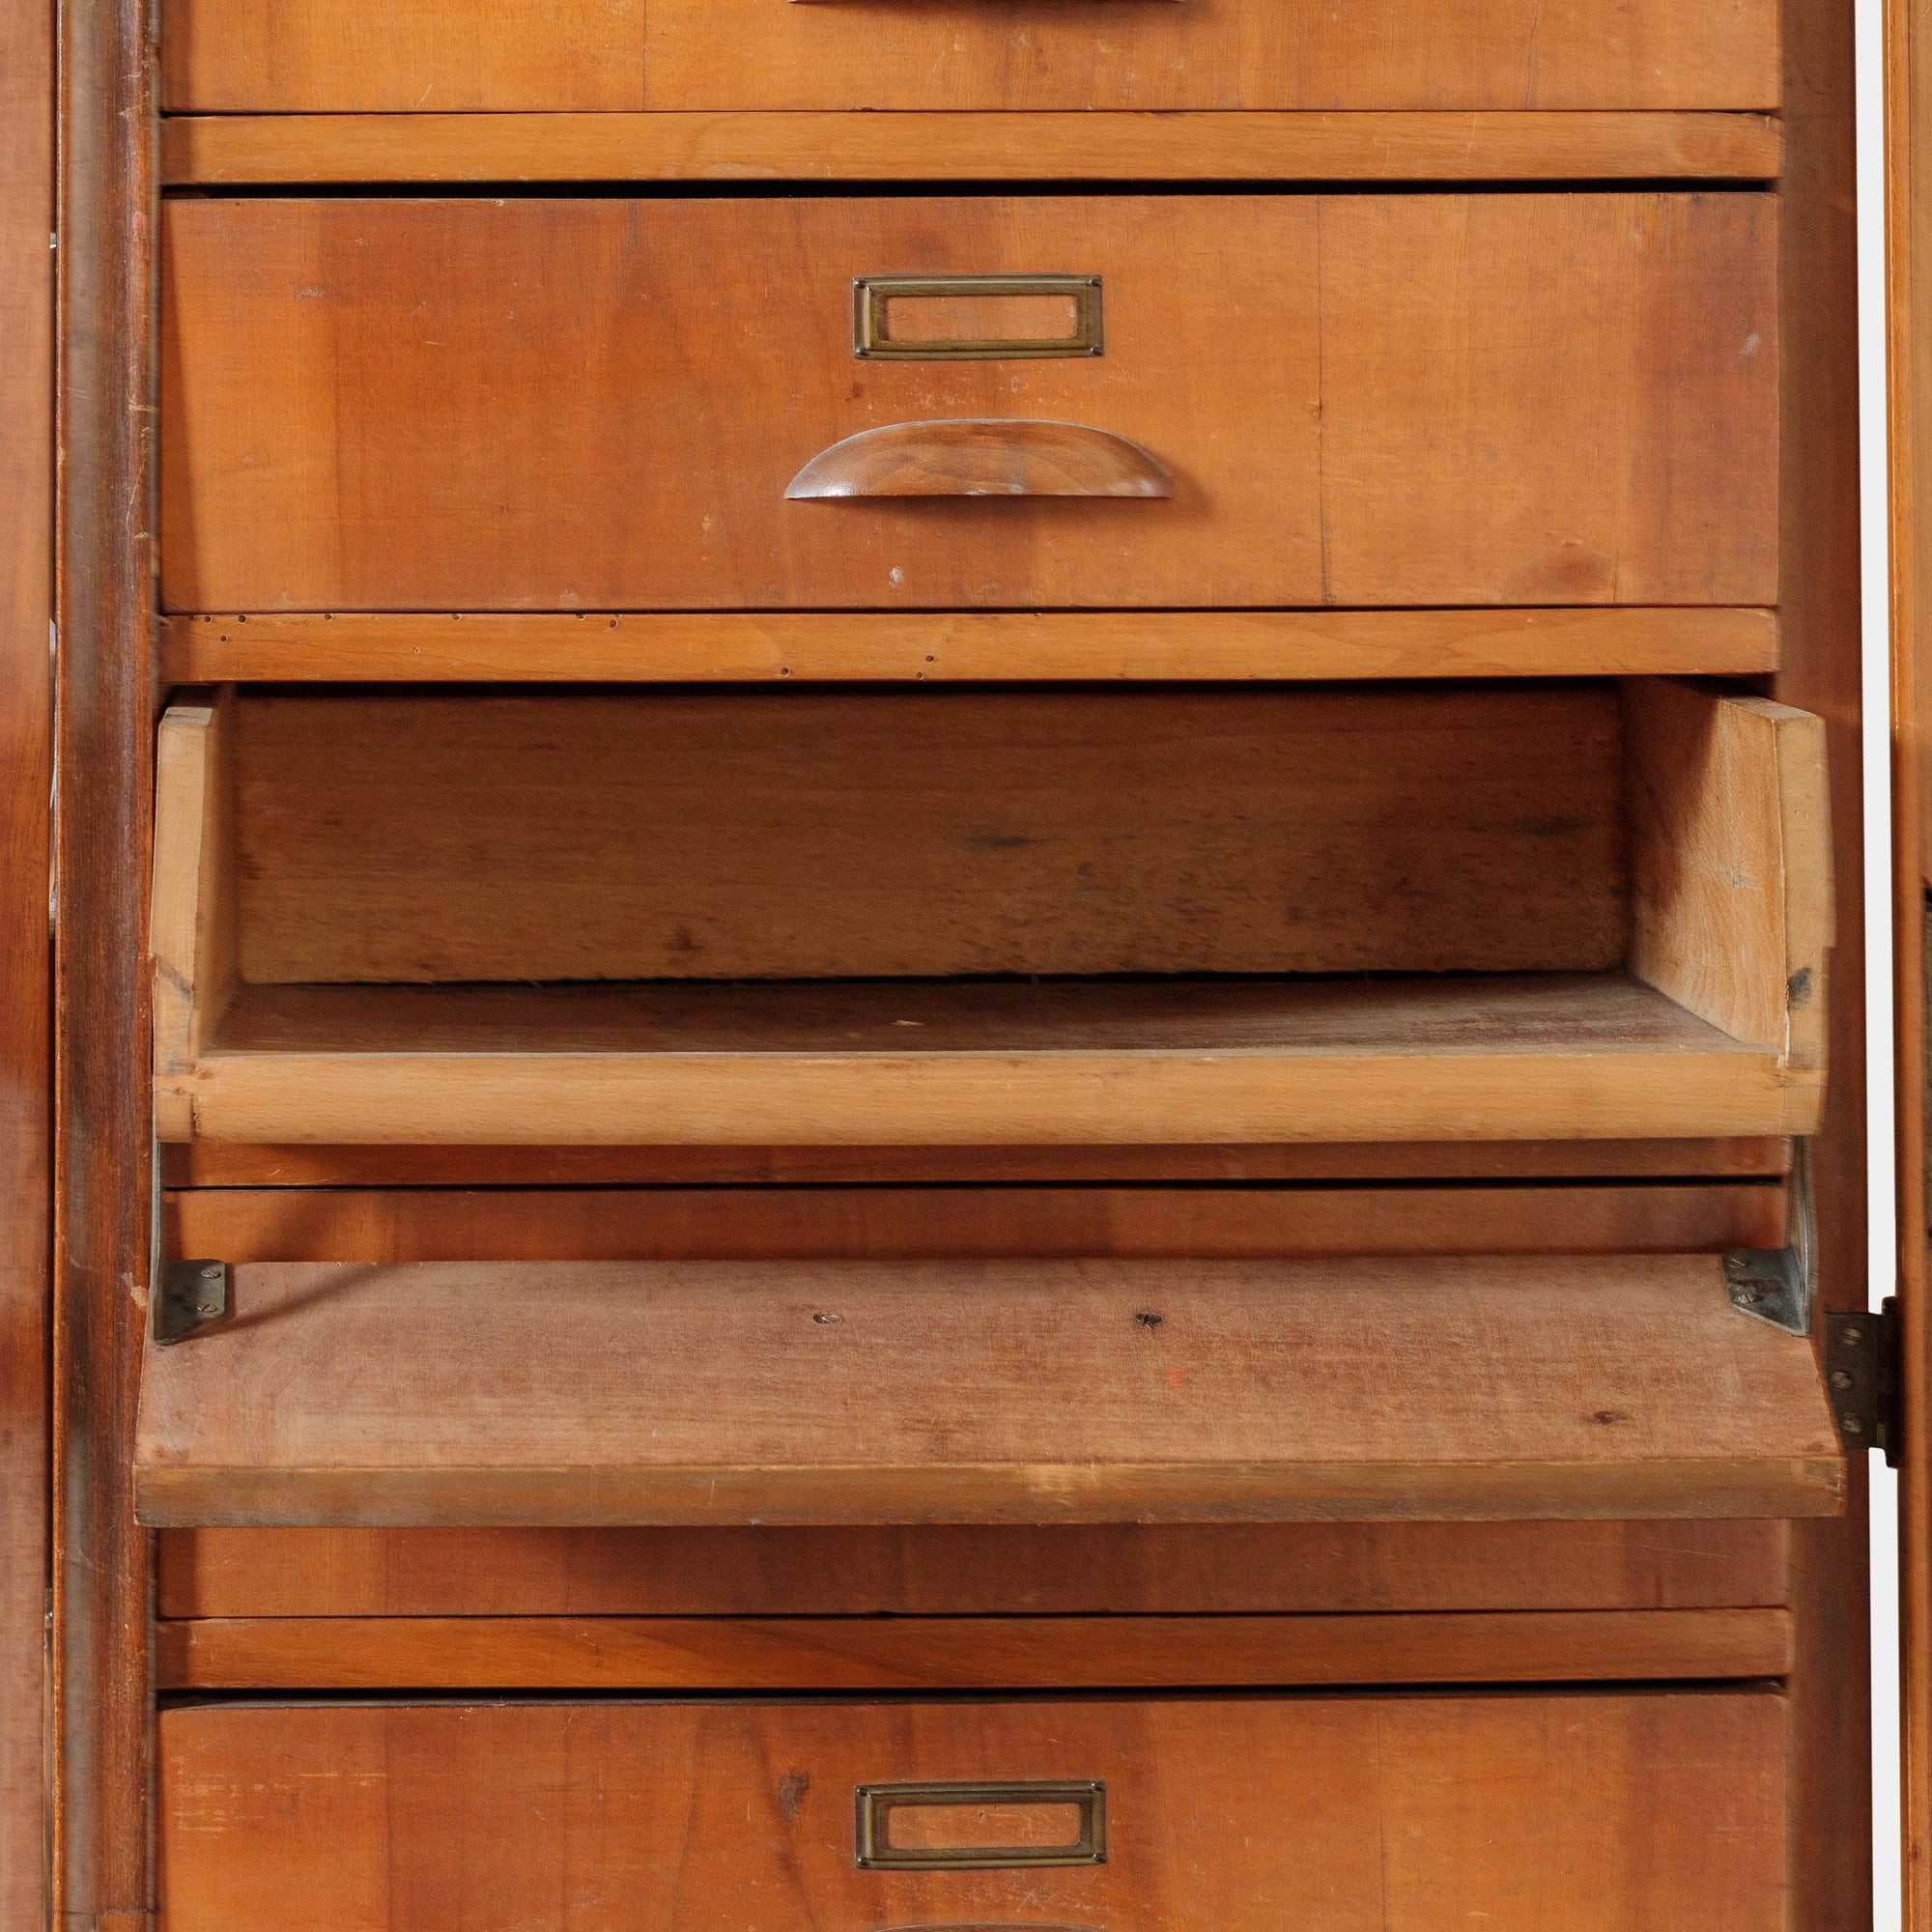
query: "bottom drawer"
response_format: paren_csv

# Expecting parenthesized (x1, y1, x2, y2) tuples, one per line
(157, 1691, 1786, 1931)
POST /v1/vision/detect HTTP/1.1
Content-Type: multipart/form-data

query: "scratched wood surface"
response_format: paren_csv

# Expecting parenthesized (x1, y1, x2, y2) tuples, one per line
(155, 1694, 1791, 1932)
(132, 1255, 1843, 1526)
(160, 193, 1778, 613)
(221, 686, 1629, 983)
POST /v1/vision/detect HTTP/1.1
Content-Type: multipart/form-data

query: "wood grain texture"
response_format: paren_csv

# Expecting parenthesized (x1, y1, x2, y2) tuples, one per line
(157, 110, 1786, 189)
(646, 0, 1781, 111)
(159, 193, 1778, 613)
(1894, 0, 1932, 1915)
(151, 694, 235, 1128)
(0, 0, 51, 1912)
(131, 1254, 1844, 1527)
(1772, 3, 1873, 1929)
(1628, 681, 1833, 1056)
(221, 685, 1628, 983)
(154, 1694, 1791, 1932)
(158, 1137, 1797, 1186)
(153, 1519, 1792, 1618)
(158, 608, 1782, 684)
(160, 0, 645, 109)
(159, 0, 1778, 111)
(157, 974, 1811, 1147)
(151, 1607, 1796, 1690)
(55, 0, 156, 1905)
(161, 1179, 1787, 1264)
(147, 681, 1826, 1146)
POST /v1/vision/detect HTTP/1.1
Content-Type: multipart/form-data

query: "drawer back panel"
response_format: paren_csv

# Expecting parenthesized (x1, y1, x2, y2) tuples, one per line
(160, 192, 1777, 613)
(227, 686, 1627, 982)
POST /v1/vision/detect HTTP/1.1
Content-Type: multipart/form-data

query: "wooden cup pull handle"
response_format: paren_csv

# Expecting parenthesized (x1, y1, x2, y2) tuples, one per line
(785, 420, 1173, 499)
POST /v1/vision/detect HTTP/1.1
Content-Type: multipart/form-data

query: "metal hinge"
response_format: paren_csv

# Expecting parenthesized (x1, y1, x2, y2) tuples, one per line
(154, 1259, 229, 1345)
(1723, 1141, 1815, 1337)
(1824, 1298, 1902, 1464)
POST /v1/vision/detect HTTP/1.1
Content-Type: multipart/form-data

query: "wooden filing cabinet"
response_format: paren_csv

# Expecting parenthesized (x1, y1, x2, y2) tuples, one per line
(37, 0, 1883, 1927)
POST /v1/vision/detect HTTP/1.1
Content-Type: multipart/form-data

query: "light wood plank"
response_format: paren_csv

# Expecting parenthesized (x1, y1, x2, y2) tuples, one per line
(161, 1179, 1787, 1264)
(154, 1695, 1791, 1932)
(158, 607, 1781, 684)
(153, 1520, 1794, 1618)
(225, 686, 1627, 983)
(132, 1254, 1844, 1526)
(1629, 681, 1833, 1058)
(159, 974, 1813, 1146)
(150, 692, 235, 1143)
(152, 1607, 1796, 1690)
(157, 110, 1785, 187)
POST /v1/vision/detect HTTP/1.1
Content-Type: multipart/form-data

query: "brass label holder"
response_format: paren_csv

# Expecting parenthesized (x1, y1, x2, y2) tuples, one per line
(855, 1780, 1107, 1870)
(854, 275, 1104, 360)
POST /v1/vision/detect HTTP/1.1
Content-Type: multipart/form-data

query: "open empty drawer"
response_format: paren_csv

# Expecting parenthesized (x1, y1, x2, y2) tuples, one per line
(132, 1253, 1842, 1526)
(151, 680, 1831, 1147)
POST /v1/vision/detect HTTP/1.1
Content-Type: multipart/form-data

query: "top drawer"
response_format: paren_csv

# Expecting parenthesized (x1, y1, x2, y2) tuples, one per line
(159, 0, 1780, 114)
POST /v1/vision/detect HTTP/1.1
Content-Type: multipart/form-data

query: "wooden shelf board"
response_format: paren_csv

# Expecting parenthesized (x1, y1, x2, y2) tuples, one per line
(156, 110, 1784, 188)
(152, 1607, 1796, 1690)
(162, 1179, 1788, 1265)
(132, 1253, 1844, 1528)
(160, 972, 1817, 1145)
(157, 608, 1780, 684)
(158, 1138, 1797, 1186)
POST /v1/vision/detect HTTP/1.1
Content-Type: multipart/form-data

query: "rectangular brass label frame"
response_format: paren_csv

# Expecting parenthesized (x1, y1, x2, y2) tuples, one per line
(854, 274, 1104, 360)
(855, 1780, 1107, 1870)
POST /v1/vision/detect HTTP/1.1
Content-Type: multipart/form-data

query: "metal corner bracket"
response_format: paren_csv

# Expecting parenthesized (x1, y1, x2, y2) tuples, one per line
(154, 1258, 229, 1345)
(1722, 1140, 1815, 1337)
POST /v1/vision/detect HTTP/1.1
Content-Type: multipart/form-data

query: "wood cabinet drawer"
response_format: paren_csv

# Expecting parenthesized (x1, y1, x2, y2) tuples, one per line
(152, 681, 1829, 1149)
(160, 191, 1776, 615)
(158, 0, 1780, 114)
(157, 1692, 1788, 1932)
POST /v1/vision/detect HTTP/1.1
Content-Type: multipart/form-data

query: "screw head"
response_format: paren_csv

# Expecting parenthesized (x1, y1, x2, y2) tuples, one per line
(1830, 1369, 1854, 1391)
(1842, 1414, 1864, 1435)
(200, 1264, 222, 1280)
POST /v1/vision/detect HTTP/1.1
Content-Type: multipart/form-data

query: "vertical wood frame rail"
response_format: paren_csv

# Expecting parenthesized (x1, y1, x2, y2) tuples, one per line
(1889, 0, 1932, 1916)
(1777, 0, 1870, 1924)
(57, 0, 155, 1920)
(1783, 2, 1875, 1929)
(0, 0, 53, 1919)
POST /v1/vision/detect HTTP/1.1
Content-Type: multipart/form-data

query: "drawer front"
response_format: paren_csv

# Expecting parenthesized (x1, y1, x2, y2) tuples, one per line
(157, 1692, 1788, 1931)
(160, 192, 1776, 614)
(645, 0, 1782, 114)
(158, 0, 1779, 113)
